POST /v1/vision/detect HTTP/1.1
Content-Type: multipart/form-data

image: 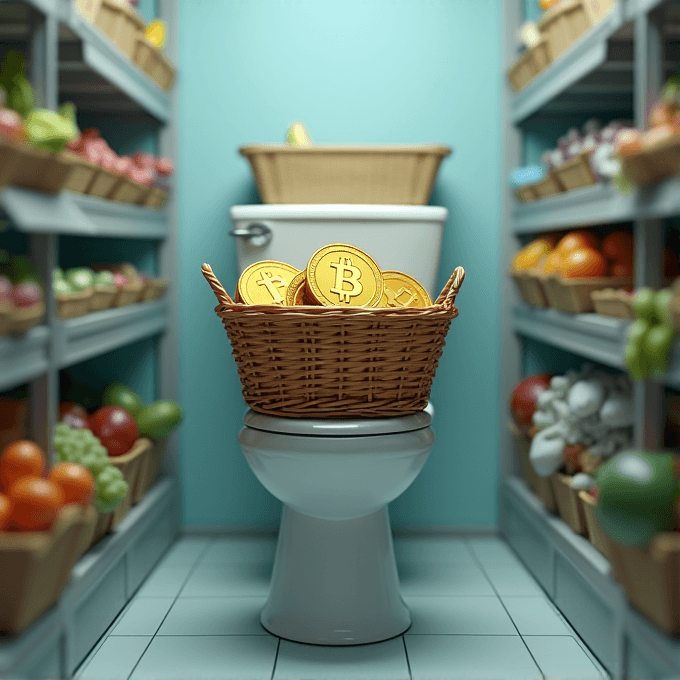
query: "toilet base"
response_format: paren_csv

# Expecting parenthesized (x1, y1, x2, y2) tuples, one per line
(261, 504, 410, 645)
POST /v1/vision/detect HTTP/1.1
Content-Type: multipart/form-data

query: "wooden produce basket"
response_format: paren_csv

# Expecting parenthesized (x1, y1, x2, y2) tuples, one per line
(11, 146, 71, 194)
(509, 269, 550, 307)
(507, 38, 551, 92)
(133, 438, 165, 504)
(112, 281, 144, 307)
(7, 301, 45, 335)
(582, 0, 617, 26)
(239, 144, 452, 206)
(591, 288, 635, 319)
(56, 290, 93, 320)
(0, 301, 11, 337)
(91, 0, 130, 44)
(140, 185, 168, 209)
(74, 0, 103, 23)
(551, 473, 588, 535)
(538, 0, 591, 61)
(0, 504, 98, 634)
(90, 285, 117, 312)
(0, 137, 23, 189)
(60, 151, 100, 194)
(516, 185, 538, 202)
(578, 490, 610, 558)
(619, 134, 680, 187)
(86, 166, 121, 199)
(531, 170, 564, 199)
(603, 531, 680, 634)
(140, 278, 169, 302)
(109, 175, 147, 204)
(132, 36, 176, 91)
(542, 275, 633, 313)
(89, 438, 153, 547)
(112, 1, 145, 60)
(553, 151, 598, 191)
(509, 420, 557, 511)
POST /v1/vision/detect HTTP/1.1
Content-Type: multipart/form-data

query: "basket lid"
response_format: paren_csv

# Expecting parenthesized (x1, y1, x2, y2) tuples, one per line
(243, 403, 433, 436)
(230, 204, 448, 222)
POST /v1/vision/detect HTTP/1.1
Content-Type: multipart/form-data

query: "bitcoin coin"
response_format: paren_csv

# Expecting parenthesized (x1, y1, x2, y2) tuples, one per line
(306, 244, 384, 307)
(285, 270, 308, 306)
(379, 271, 432, 308)
(237, 261, 300, 305)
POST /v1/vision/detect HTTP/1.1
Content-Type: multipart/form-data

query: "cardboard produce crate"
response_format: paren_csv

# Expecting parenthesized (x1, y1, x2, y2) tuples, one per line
(140, 185, 168, 208)
(578, 490, 610, 558)
(0, 504, 97, 634)
(538, 0, 591, 60)
(620, 134, 680, 186)
(11, 146, 72, 194)
(0, 137, 23, 189)
(553, 151, 598, 191)
(531, 171, 564, 199)
(507, 38, 551, 92)
(86, 166, 121, 198)
(508, 420, 557, 512)
(112, 1, 145, 60)
(603, 531, 680, 634)
(0, 301, 11, 337)
(509, 269, 550, 307)
(515, 185, 538, 202)
(109, 175, 147, 204)
(140, 278, 169, 302)
(89, 438, 153, 547)
(74, 0, 103, 23)
(542, 275, 633, 313)
(56, 290, 93, 320)
(61, 151, 100, 194)
(133, 438, 165, 504)
(90, 285, 117, 312)
(552, 473, 588, 535)
(7, 301, 45, 335)
(591, 288, 635, 318)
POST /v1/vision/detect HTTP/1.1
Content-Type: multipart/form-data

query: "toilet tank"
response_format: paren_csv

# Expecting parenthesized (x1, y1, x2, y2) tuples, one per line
(229, 204, 447, 298)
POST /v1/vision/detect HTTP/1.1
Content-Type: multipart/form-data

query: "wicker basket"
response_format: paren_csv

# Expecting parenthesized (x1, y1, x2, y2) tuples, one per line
(578, 490, 610, 558)
(239, 145, 452, 206)
(542, 275, 633, 313)
(7, 302, 45, 334)
(591, 288, 635, 318)
(619, 134, 680, 186)
(553, 151, 598, 191)
(56, 290, 93, 319)
(507, 38, 551, 92)
(202, 263, 464, 418)
(552, 473, 588, 535)
(509, 269, 550, 307)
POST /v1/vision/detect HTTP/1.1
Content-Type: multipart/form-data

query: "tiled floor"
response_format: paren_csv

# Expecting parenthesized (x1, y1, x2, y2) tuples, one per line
(74, 534, 609, 680)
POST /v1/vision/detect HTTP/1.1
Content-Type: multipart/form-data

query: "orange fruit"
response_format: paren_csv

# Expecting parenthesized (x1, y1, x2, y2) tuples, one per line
(561, 248, 607, 278)
(616, 129, 643, 157)
(648, 102, 674, 129)
(48, 462, 96, 507)
(512, 240, 552, 270)
(0, 493, 11, 531)
(601, 231, 634, 262)
(556, 231, 600, 254)
(541, 250, 563, 274)
(7, 477, 64, 531)
(0, 441, 46, 493)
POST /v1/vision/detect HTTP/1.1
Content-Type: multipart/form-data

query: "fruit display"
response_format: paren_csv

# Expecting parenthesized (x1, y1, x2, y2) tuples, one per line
(615, 74, 680, 187)
(0, 251, 45, 337)
(624, 287, 676, 380)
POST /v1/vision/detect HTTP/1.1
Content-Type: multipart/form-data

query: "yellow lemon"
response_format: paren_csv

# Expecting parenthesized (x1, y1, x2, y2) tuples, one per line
(145, 19, 166, 48)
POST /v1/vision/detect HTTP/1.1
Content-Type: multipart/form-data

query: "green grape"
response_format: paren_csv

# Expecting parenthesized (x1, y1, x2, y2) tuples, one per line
(645, 322, 675, 377)
(629, 319, 651, 345)
(625, 339, 648, 381)
(633, 289, 657, 322)
(96, 466, 119, 487)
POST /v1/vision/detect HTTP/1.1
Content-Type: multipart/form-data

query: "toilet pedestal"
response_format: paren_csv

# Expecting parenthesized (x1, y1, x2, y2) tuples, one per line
(261, 504, 410, 645)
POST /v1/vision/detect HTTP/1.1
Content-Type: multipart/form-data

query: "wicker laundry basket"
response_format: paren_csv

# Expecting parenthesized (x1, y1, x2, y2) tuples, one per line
(202, 264, 465, 418)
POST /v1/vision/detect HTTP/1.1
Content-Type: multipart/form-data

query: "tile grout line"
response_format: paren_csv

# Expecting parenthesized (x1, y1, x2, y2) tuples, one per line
(269, 637, 281, 680)
(401, 634, 414, 680)
(124, 537, 217, 680)
(464, 537, 547, 680)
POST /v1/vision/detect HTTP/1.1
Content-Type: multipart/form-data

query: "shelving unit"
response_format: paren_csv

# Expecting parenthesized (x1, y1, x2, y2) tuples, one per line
(0, 1, 181, 677)
(501, 1, 680, 679)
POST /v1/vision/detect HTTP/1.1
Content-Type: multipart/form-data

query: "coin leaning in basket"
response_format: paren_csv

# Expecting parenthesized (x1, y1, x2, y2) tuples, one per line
(232, 243, 435, 308)
(201, 259, 466, 419)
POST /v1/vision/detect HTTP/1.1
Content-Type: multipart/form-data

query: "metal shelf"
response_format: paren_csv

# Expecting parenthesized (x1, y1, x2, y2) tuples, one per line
(56, 300, 168, 369)
(0, 325, 50, 391)
(0, 478, 178, 680)
(502, 476, 680, 680)
(512, 176, 680, 233)
(0, 187, 168, 239)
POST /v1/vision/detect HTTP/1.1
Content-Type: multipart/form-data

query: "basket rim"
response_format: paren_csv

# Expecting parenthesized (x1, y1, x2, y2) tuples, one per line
(239, 144, 453, 157)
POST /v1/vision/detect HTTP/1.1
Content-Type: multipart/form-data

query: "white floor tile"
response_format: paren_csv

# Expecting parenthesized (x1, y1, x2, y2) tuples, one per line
(399, 559, 496, 596)
(76, 636, 152, 680)
(524, 635, 605, 680)
(501, 596, 572, 636)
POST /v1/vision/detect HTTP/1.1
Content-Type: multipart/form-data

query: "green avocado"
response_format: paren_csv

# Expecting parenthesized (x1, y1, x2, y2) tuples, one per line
(102, 382, 145, 419)
(594, 450, 680, 548)
(136, 400, 183, 441)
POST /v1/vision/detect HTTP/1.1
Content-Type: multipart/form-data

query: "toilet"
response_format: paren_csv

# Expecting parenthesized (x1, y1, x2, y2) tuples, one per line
(229, 204, 447, 646)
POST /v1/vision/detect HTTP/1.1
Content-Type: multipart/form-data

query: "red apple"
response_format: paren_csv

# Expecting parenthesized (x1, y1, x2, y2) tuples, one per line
(113, 273, 128, 288)
(0, 275, 11, 303)
(155, 157, 174, 175)
(11, 281, 42, 308)
(0, 108, 25, 142)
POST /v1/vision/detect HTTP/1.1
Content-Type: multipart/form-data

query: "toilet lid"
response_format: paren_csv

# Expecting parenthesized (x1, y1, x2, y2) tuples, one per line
(243, 403, 433, 436)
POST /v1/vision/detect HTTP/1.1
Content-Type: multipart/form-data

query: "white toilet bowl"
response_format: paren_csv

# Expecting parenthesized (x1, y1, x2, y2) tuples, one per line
(239, 404, 435, 645)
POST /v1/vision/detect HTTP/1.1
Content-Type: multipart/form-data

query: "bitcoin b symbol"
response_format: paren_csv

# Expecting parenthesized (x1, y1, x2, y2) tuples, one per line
(256, 271, 287, 304)
(329, 257, 363, 304)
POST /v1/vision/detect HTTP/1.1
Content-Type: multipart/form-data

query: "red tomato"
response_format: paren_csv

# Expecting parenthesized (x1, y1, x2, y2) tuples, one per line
(8, 477, 63, 531)
(601, 232, 634, 262)
(59, 402, 88, 420)
(556, 230, 600, 254)
(0, 493, 11, 530)
(561, 248, 607, 278)
(510, 373, 553, 431)
(610, 261, 634, 277)
(0, 441, 46, 492)
(89, 406, 139, 456)
(48, 463, 96, 506)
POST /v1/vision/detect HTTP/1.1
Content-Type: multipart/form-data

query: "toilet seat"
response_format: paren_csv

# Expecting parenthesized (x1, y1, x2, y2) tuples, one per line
(243, 402, 433, 436)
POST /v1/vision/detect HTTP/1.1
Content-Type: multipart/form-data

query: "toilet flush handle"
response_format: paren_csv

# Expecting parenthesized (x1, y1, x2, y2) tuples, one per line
(228, 222, 272, 248)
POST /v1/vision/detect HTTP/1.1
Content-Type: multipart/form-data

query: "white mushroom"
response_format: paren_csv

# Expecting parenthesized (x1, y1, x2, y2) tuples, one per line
(567, 380, 606, 419)
(571, 473, 596, 490)
(530, 421, 569, 477)
(599, 392, 634, 429)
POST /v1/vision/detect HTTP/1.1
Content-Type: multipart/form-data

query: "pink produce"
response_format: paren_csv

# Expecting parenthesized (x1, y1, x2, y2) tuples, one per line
(114, 156, 133, 176)
(155, 157, 174, 175)
(113, 273, 128, 288)
(99, 150, 118, 172)
(0, 275, 11, 303)
(128, 164, 154, 186)
(0, 108, 25, 142)
(131, 152, 155, 169)
(11, 282, 42, 308)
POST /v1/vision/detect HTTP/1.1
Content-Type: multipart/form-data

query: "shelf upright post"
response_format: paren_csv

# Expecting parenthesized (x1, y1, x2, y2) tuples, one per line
(632, 6, 665, 451)
(156, 0, 181, 526)
(28, 5, 60, 461)
(499, 0, 525, 524)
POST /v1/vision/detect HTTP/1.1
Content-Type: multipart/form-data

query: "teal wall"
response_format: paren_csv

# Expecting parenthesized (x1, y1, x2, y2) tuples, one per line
(176, 0, 503, 529)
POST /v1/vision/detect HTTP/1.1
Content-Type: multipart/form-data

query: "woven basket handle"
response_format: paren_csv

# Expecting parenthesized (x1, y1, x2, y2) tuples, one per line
(434, 266, 465, 309)
(202, 263, 234, 305)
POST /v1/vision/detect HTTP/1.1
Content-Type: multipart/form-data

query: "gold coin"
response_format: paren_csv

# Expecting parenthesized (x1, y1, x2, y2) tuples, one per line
(285, 270, 308, 306)
(306, 244, 384, 307)
(238, 261, 300, 305)
(379, 271, 432, 308)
